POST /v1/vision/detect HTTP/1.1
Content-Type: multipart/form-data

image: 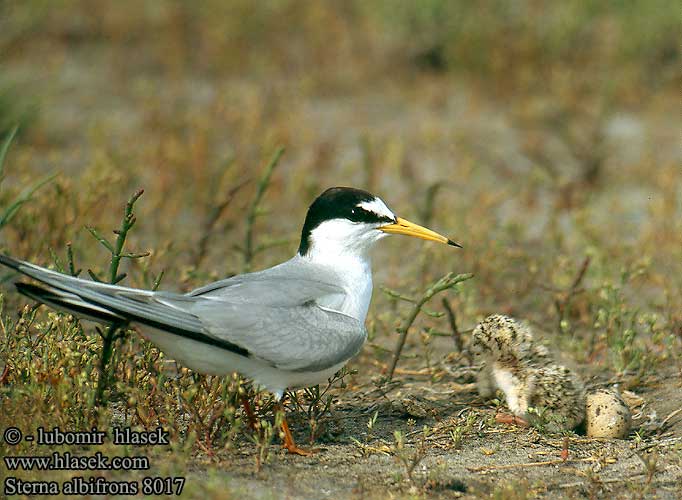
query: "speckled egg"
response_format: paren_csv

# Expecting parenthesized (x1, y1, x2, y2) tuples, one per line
(585, 389, 632, 438)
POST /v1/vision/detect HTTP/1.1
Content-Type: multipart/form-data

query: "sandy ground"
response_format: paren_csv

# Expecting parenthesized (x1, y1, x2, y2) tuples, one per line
(176, 358, 682, 499)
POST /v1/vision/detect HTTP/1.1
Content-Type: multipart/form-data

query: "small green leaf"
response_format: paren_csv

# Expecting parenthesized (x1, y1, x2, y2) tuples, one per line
(87, 269, 103, 282)
(380, 286, 415, 303)
(112, 272, 127, 284)
(422, 309, 444, 318)
(86, 226, 114, 253)
(48, 247, 65, 273)
(151, 270, 165, 291)
(66, 243, 81, 277)
(0, 126, 19, 182)
(121, 251, 150, 259)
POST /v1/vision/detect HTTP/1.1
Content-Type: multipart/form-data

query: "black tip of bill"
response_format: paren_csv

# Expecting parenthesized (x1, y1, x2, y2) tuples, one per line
(447, 239, 463, 248)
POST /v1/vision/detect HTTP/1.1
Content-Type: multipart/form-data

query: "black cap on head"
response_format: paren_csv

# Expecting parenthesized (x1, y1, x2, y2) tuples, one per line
(298, 187, 394, 255)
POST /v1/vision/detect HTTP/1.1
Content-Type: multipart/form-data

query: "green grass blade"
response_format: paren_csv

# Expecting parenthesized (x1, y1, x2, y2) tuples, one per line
(0, 171, 56, 229)
(0, 126, 19, 183)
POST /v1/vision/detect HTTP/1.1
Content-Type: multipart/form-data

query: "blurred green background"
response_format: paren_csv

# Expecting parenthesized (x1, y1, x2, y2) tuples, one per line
(0, 2, 680, 496)
(1, 0, 678, 307)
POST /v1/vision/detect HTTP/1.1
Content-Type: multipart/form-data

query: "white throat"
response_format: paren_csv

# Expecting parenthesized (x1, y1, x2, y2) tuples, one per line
(305, 219, 386, 261)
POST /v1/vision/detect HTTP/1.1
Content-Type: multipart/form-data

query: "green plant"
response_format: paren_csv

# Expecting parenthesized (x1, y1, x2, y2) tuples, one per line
(238, 147, 286, 272)
(392, 426, 429, 486)
(592, 263, 658, 376)
(385, 271, 473, 379)
(449, 410, 478, 449)
(286, 366, 355, 444)
(83, 188, 151, 408)
(350, 410, 381, 456)
(0, 127, 55, 232)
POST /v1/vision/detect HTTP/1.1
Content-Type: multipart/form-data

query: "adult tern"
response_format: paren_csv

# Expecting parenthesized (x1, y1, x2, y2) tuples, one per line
(0, 186, 459, 453)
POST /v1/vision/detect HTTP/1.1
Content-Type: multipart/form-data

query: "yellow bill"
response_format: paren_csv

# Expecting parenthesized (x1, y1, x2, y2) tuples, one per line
(379, 217, 461, 247)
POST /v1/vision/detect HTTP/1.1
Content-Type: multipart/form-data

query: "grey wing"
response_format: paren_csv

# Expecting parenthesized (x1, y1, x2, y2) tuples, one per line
(187, 260, 346, 307)
(191, 299, 367, 372)
(1, 255, 366, 372)
(0, 255, 248, 355)
(186, 261, 366, 371)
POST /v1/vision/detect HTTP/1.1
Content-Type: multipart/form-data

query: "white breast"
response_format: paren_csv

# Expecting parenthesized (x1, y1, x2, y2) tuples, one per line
(493, 365, 524, 415)
(315, 255, 373, 321)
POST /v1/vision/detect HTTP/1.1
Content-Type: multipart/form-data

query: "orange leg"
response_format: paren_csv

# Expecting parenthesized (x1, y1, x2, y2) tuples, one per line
(561, 437, 569, 461)
(495, 412, 529, 427)
(277, 405, 312, 456)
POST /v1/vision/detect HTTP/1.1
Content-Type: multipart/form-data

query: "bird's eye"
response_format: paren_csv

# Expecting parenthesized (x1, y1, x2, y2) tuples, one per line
(351, 208, 356, 215)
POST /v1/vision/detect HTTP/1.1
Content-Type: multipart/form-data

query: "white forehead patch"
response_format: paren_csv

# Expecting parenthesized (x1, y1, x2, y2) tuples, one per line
(357, 198, 395, 220)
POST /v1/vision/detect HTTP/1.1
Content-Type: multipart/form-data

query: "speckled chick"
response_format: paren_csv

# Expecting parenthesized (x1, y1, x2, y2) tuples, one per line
(471, 314, 586, 432)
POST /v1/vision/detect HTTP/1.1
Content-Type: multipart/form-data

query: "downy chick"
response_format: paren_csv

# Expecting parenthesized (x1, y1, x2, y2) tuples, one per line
(471, 314, 586, 432)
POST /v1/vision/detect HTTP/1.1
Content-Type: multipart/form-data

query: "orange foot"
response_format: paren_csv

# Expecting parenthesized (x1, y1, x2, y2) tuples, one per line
(280, 416, 314, 456)
(495, 412, 529, 427)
